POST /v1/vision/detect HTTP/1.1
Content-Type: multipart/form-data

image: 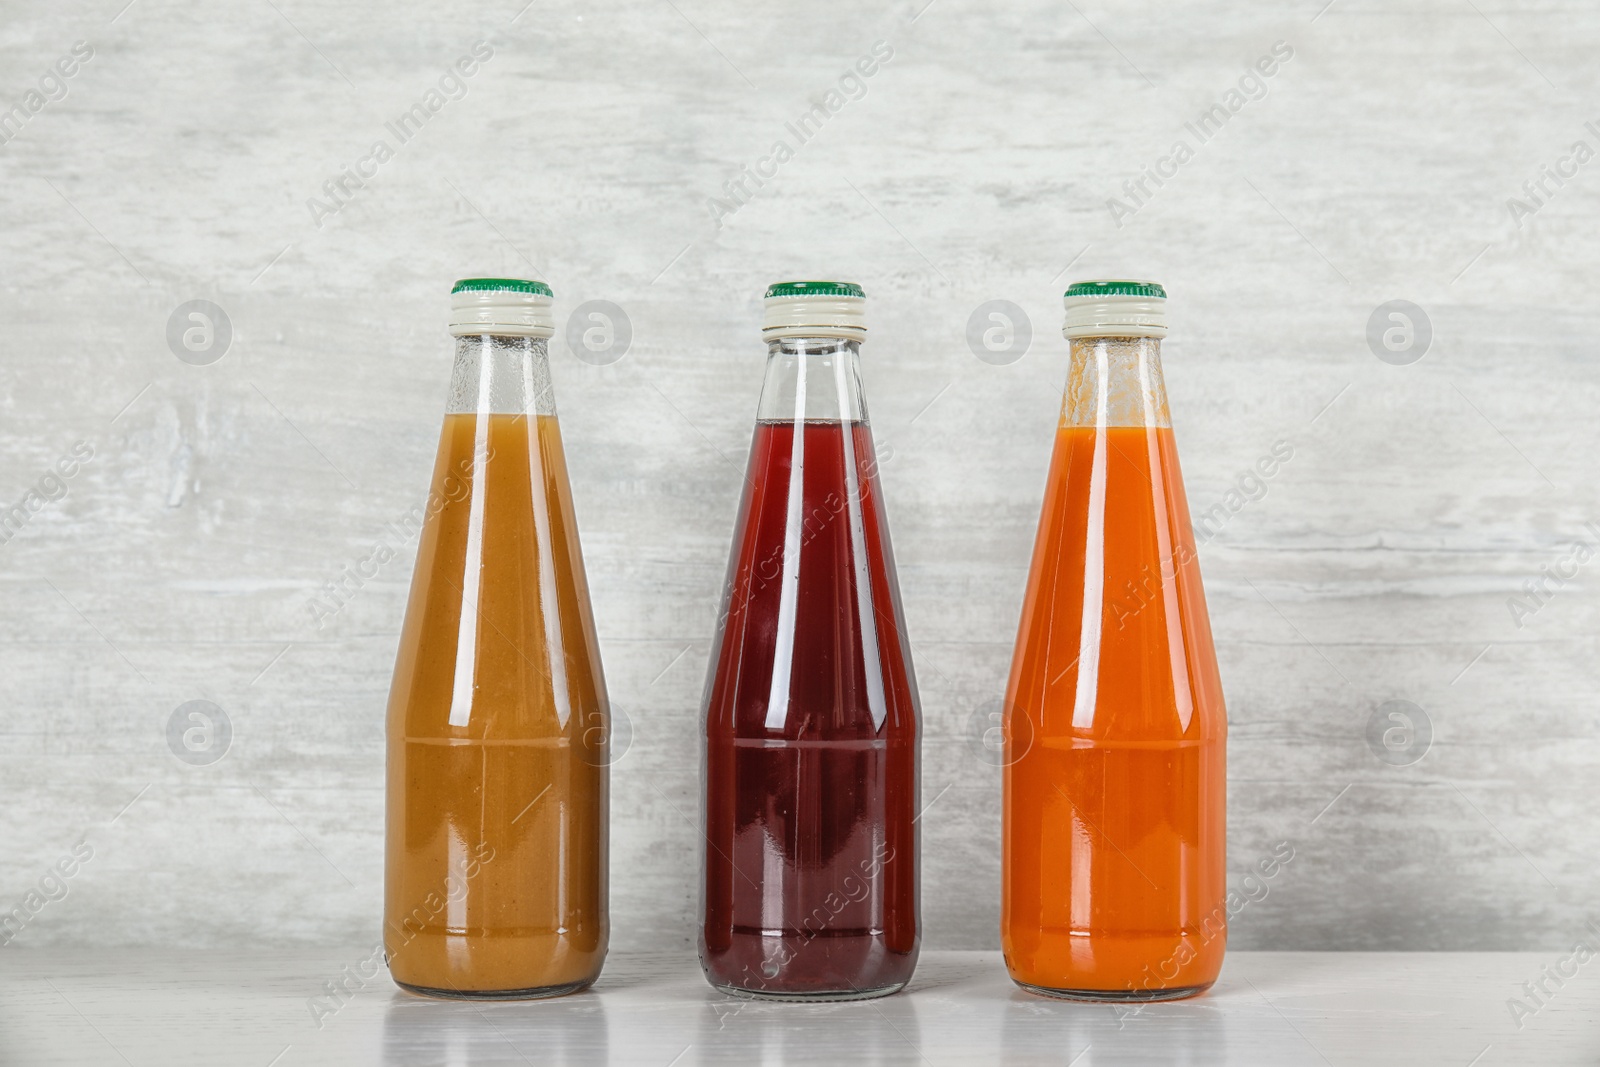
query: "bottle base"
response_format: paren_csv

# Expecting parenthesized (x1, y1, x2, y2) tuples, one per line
(700, 931, 918, 1003)
(1014, 979, 1212, 1003)
(394, 977, 595, 1002)
(709, 980, 907, 1003)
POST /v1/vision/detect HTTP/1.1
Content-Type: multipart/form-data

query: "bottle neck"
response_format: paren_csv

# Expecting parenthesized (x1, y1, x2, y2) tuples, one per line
(448, 334, 555, 417)
(1062, 335, 1169, 429)
(755, 336, 868, 423)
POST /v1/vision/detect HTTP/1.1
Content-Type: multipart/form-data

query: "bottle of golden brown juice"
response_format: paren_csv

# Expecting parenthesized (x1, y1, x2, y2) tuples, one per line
(384, 278, 609, 999)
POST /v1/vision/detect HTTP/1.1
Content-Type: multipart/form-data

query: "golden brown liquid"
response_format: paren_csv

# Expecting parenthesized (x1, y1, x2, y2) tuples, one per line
(385, 412, 608, 996)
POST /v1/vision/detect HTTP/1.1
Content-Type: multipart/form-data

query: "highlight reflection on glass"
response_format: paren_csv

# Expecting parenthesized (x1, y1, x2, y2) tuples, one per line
(701, 282, 920, 1000)
(385, 279, 609, 999)
(1003, 281, 1227, 1001)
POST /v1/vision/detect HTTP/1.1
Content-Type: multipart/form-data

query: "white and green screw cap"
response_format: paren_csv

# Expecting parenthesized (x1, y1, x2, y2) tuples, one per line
(450, 277, 555, 338)
(1063, 279, 1167, 339)
(762, 280, 867, 341)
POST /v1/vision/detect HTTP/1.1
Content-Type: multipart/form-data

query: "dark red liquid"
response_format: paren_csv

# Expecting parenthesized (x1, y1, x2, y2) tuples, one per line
(701, 419, 920, 998)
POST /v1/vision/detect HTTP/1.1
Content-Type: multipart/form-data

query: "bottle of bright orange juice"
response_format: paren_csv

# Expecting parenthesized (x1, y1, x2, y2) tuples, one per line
(1002, 280, 1226, 1001)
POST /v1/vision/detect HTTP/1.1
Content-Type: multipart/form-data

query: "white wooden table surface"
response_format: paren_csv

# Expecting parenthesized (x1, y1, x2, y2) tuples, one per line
(1, 949, 1594, 1065)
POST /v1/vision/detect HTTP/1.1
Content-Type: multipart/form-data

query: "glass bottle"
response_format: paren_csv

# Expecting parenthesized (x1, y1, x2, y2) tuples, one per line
(385, 278, 609, 999)
(700, 281, 921, 1000)
(1002, 280, 1227, 1000)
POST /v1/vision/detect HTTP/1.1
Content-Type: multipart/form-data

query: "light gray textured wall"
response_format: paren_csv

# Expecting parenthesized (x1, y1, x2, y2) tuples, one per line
(1, 0, 1595, 955)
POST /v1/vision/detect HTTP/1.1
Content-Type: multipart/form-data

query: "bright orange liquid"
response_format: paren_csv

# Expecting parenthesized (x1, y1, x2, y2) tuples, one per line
(385, 413, 607, 996)
(1003, 424, 1226, 996)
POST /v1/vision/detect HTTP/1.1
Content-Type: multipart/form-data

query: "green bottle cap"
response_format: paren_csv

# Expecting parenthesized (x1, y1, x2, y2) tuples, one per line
(451, 277, 553, 297)
(764, 280, 865, 299)
(1063, 280, 1165, 300)
(449, 278, 555, 338)
(1062, 279, 1167, 338)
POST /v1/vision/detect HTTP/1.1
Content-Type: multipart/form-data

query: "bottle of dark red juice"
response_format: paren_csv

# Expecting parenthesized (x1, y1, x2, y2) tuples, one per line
(700, 281, 921, 1000)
